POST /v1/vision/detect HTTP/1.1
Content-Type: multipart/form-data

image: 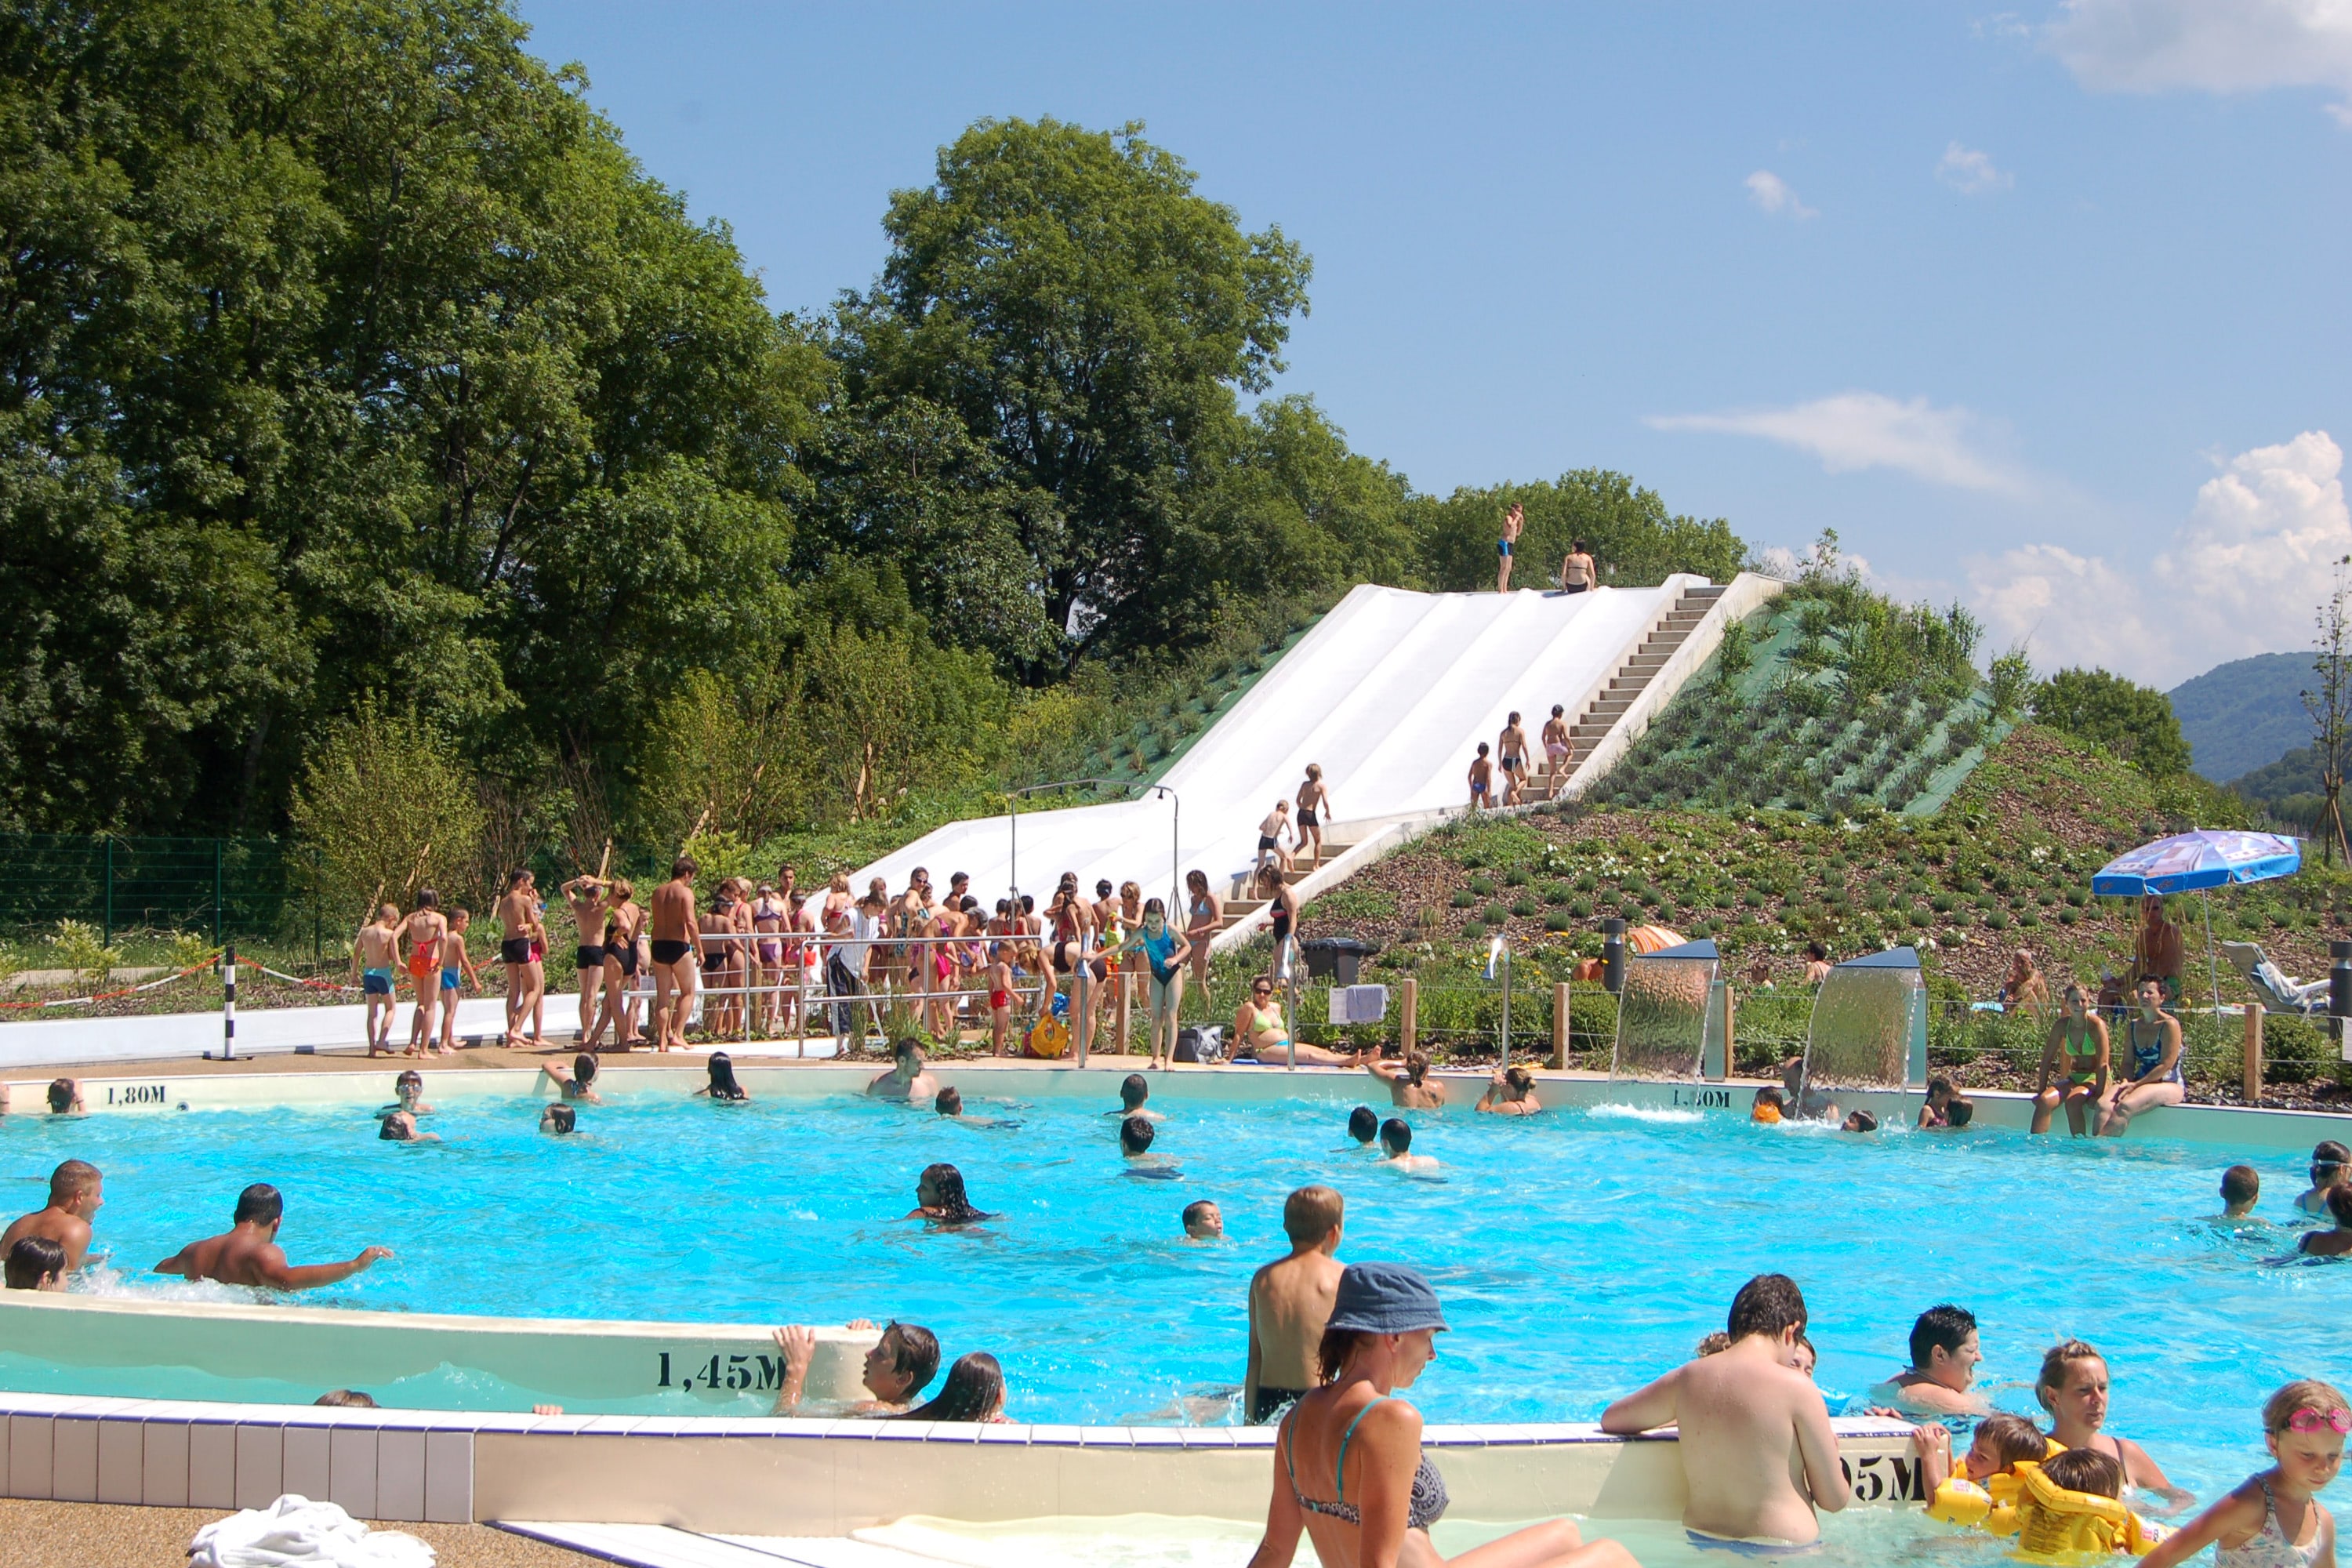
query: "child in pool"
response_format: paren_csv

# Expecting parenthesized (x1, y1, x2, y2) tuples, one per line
(1918, 1076, 1956, 1129)
(2299, 1186, 2352, 1258)
(2299, 1142, 2350, 1216)
(2037, 1339, 2192, 1510)
(2013, 1447, 2167, 1561)
(1751, 1086, 1785, 1124)
(1917, 1411, 2055, 1535)
(2138, 1377, 2343, 1568)
(2223, 1164, 2263, 1219)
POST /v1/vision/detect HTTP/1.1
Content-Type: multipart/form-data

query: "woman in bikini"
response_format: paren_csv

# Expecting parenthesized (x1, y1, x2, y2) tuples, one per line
(2032, 982, 2110, 1136)
(751, 882, 789, 1036)
(1185, 869, 1221, 996)
(1232, 972, 1363, 1067)
(2100, 978, 2187, 1136)
(1244, 1261, 1632, 1568)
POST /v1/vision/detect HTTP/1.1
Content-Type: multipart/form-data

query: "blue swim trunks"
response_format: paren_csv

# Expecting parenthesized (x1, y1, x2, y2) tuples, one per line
(1497, 539, 1513, 556)
(1685, 1530, 1821, 1559)
(440, 967, 460, 991)
(361, 967, 393, 996)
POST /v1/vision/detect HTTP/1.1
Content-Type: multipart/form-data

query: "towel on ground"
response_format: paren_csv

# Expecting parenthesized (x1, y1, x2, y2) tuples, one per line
(188, 1494, 436, 1568)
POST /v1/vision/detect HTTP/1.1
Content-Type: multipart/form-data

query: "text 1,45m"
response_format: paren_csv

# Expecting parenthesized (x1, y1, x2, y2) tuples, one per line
(656, 1352, 784, 1393)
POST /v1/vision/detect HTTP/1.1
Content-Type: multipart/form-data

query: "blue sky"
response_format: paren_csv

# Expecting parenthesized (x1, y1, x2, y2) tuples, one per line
(516, 1, 2352, 688)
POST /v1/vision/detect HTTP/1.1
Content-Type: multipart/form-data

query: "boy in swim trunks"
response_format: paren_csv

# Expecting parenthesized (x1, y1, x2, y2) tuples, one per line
(1468, 743, 1494, 810)
(435, 908, 480, 1054)
(1497, 500, 1523, 591)
(986, 949, 1017, 1057)
(1601, 1273, 1852, 1548)
(1245, 1185, 1345, 1425)
(352, 905, 401, 1056)
(561, 875, 611, 1044)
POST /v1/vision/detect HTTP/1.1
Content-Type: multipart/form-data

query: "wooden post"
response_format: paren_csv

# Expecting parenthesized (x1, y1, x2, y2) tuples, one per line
(1717, 981, 1736, 1081)
(1551, 982, 1570, 1069)
(1401, 977, 1418, 1057)
(1115, 971, 1133, 1056)
(2244, 1001, 2264, 1104)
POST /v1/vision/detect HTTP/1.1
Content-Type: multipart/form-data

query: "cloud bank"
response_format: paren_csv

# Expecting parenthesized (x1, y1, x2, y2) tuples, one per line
(1649, 392, 2029, 496)
(2047, 0, 2352, 123)
(1968, 430, 2350, 687)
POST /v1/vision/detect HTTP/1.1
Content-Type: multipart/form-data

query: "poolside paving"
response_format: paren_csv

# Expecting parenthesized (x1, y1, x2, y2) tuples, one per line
(0, 1497, 601, 1566)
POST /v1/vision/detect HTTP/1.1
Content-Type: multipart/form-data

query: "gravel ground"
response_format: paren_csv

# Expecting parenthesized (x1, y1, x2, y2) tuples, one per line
(0, 1499, 598, 1567)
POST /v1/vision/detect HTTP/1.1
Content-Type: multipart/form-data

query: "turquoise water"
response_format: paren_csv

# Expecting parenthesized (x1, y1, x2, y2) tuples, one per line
(1, 1084, 2344, 1505)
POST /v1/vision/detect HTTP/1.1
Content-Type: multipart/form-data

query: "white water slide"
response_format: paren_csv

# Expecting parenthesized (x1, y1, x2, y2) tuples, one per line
(852, 573, 1780, 945)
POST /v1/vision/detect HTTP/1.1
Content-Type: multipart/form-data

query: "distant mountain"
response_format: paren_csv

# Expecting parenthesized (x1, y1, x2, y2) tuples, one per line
(2229, 742, 2324, 830)
(2169, 652, 2316, 782)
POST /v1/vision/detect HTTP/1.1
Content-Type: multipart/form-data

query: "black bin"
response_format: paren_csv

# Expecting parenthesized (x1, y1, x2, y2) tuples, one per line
(1301, 936, 1380, 986)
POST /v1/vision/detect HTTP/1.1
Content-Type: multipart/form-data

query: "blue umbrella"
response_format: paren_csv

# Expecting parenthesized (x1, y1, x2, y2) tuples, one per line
(2092, 829, 2304, 1010)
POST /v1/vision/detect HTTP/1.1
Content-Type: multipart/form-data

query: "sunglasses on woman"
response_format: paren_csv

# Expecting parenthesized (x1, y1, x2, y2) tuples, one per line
(2285, 1406, 2352, 1434)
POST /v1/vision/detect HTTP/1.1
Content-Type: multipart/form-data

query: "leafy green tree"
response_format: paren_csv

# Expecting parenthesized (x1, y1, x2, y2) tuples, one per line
(837, 117, 1312, 675)
(633, 670, 808, 855)
(1414, 471, 1743, 593)
(2031, 668, 2193, 779)
(286, 695, 486, 927)
(1183, 397, 1417, 604)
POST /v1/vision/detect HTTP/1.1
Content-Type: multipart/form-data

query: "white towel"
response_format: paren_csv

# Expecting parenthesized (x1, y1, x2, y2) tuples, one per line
(188, 1494, 436, 1568)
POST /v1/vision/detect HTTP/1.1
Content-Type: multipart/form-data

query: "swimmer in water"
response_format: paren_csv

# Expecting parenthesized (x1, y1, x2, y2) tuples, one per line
(1377, 1117, 1442, 1174)
(2, 1159, 103, 1273)
(539, 1053, 604, 1105)
(2034, 1338, 2192, 1510)
(1342, 1105, 1379, 1149)
(2220, 1164, 2262, 1220)
(539, 1103, 577, 1135)
(932, 1087, 1018, 1130)
(377, 1109, 438, 1142)
(1475, 1065, 1541, 1116)
(770, 1319, 942, 1417)
(1842, 1109, 1878, 1133)
(1105, 1073, 1165, 1122)
(1183, 1200, 1224, 1240)
(2297, 1142, 2349, 1216)
(379, 1069, 436, 1117)
(153, 1183, 393, 1291)
(695, 1051, 748, 1102)
(3, 1236, 67, 1291)
(1875, 1304, 1991, 1417)
(1368, 1052, 1447, 1109)
(867, 1037, 938, 1102)
(45, 1077, 84, 1116)
(1121, 1114, 1181, 1178)
(2297, 1185, 2352, 1258)
(906, 1163, 994, 1226)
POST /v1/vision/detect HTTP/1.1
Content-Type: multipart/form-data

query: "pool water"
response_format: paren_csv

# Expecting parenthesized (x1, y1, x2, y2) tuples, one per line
(2, 1083, 2344, 1508)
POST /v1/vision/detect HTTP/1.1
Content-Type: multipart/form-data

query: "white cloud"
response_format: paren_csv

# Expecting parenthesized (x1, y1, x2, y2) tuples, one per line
(1649, 392, 2030, 495)
(1968, 430, 2351, 685)
(1936, 141, 2013, 194)
(2046, 0, 2352, 122)
(1744, 169, 1817, 219)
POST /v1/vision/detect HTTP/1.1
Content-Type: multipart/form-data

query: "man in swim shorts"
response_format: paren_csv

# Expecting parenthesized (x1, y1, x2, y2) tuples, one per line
(1876, 1302, 1989, 1417)
(352, 904, 401, 1055)
(1497, 500, 1523, 591)
(1, 1159, 103, 1273)
(1602, 1273, 1850, 1548)
(153, 1183, 394, 1291)
(770, 1319, 941, 1416)
(1243, 1185, 1345, 1424)
(560, 874, 611, 1044)
(648, 856, 699, 1052)
(866, 1037, 938, 1102)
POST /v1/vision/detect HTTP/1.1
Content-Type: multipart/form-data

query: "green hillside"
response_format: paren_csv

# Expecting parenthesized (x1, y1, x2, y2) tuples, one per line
(2171, 652, 2314, 782)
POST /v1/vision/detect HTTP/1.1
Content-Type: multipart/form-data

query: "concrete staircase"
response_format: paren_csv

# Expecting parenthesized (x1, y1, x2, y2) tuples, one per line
(1517, 583, 1727, 805)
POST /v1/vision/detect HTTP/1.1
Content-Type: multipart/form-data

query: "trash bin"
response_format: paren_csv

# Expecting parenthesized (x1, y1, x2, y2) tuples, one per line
(1301, 936, 1380, 986)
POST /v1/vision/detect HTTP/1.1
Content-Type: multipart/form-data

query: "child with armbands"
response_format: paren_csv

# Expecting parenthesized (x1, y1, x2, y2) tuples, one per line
(2012, 1447, 2169, 1562)
(2137, 1378, 2343, 1568)
(1916, 1413, 2057, 1536)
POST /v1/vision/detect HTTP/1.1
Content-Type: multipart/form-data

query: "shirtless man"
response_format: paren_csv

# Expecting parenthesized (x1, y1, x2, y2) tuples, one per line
(1497, 712, 1531, 806)
(1468, 742, 1494, 811)
(1874, 1302, 1989, 1417)
(1541, 704, 1573, 786)
(769, 1319, 940, 1417)
(1497, 500, 1523, 592)
(153, 1183, 393, 1292)
(560, 876, 610, 1043)
(2133, 895, 2186, 1004)
(398, 890, 449, 1057)
(1368, 1053, 1447, 1109)
(1560, 536, 1596, 595)
(494, 870, 541, 1049)
(1, 1160, 103, 1273)
(648, 856, 699, 1052)
(1244, 1185, 1345, 1424)
(1295, 765, 1333, 869)
(866, 1037, 939, 1102)
(352, 905, 401, 1056)
(1601, 1273, 1851, 1547)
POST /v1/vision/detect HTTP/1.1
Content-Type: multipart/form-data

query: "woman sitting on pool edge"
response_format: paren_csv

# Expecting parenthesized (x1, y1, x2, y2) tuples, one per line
(1243, 1261, 1639, 1568)
(2031, 984, 2107, 1136)
(906, 1163, 994, 1227)
(2098, 978, 2185, 1137)
(1232, 976, 1366, 1067)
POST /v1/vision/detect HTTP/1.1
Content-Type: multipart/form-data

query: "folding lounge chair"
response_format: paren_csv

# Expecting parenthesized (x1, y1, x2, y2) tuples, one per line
(2221, 941, 2328, 1014)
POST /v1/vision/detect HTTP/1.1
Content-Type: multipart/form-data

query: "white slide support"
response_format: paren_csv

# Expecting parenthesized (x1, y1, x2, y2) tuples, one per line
(851, 578, 1717, 920)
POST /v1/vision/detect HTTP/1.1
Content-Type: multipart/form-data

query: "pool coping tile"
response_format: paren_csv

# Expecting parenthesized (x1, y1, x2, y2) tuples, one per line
(1023, 1425, 1084, 1447)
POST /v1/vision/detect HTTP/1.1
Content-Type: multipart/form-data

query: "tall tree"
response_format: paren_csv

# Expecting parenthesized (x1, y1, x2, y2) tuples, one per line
(836, 118, 1311, 677)
(2305, 557, 2352, 865)
(2031, 668, 2193, 779)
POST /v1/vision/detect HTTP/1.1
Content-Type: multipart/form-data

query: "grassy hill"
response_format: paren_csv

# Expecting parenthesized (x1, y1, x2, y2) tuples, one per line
(2171, 652, 2314, 782)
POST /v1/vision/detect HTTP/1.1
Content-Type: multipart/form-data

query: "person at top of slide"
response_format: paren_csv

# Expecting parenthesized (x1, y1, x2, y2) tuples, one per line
(1258, 799, 1296, 874)
(1541, 704, 1573, 785)
(1296, 764, 1333, 869)
(352, 905, 401, 1056)
(1560, 537, 1596, 594)
(1497, 500, 1523, 591)
(1497, 713, 1531, 806)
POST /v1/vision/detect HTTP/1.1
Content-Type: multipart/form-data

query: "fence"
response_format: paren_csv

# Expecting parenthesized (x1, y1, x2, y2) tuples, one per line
(0, 833, 322, 951)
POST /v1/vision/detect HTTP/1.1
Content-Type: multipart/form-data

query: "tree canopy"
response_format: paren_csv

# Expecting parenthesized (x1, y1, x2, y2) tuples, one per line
(2030, 668, 2193, 779)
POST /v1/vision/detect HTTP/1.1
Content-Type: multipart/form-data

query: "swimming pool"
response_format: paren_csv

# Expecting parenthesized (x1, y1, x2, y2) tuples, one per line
(2, 1074, 2343, 1508)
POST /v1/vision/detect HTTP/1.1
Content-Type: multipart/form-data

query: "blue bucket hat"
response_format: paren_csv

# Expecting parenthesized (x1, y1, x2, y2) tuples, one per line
(1325, 1262, 1449, 1335)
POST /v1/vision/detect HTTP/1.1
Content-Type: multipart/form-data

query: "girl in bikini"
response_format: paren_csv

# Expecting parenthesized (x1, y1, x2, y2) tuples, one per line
(1185, 869, 1221, 995)
(2032, 983, 2109, 1137)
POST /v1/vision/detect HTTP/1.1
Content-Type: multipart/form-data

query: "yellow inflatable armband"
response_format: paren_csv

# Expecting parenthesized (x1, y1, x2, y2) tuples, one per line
(1929, 1468, 2031, 1536)
(2010, 1461, 2169, 1562)
(1024, 1013, 1071, 1059)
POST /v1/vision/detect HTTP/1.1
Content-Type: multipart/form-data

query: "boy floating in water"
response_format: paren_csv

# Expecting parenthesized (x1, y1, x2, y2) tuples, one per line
(1602, 1273, 1851, 1548)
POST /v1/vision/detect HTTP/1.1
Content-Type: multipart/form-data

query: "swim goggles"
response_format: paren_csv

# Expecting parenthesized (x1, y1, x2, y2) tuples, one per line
(2284, 1407, 2351, 1434)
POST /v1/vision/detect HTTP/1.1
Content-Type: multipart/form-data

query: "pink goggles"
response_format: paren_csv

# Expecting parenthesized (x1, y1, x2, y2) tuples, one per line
(2285, 1407, 2351, 1435)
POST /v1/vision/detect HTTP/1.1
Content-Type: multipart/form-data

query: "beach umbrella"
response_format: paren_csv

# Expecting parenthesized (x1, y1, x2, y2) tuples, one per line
(2091, 830, 2303, 1010)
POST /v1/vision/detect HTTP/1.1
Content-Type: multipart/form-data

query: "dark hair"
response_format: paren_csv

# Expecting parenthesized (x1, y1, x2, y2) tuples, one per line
(2221, 1164, 2260, 1204)
(2314, 1141, 2350, 1170)
(233, 1183, 284, 1225)
(880, 1321, 941, 1395)
(416, 887, 438, 909)
(1843, 1109, 1878, 1132)
(1753, 1086, 1786, 1110)
(49, 1160, 100, 1203)
(1806, 942, 1828, 961)
(1347, 1105, 1378, 1142)
(1020, 895, 1034, 914)
(893, 1037, 924, 1064)
(396, 1069, 424, 1091)
(1909, 1304, 1977, 1370)
(1947, 1098, 1975, 1128)
(2039, 1446, 2123, 1499)
(1182, 1200, 1218, 1230)
(935, 1087, 964, 1116)
(918, 1163, 989, 1225)
(1973, 1413, 2048, 1472)
(378, 1112, 412, 1141)
(46, 1079, 74, 1112)
(1380, 1117, 1411, 1153)
(1120, 1115, 1155, 1154)
(2329, 1185, 2352, 1228)
(314, 1388, 379, 1408)
(1143, 897, 1165, 920)
(4, 1236, 66, 1289)
(1726, 1274, 1807, 1341)
(543, 1103, 576, 1134)
(1316, 1327, 1367, 1383)
(1120, 1073, 1149, 1109)
(1926, 1076, 1952, 1100)
(573, 1053, 597, 1086)
(892, 1351, 1004, 1422)
(1476, 742, 1489, 756)
(706, 1052, 746, 1101)
(672, 855, 697, 878)
(1404, 1053, 1430, 1086)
